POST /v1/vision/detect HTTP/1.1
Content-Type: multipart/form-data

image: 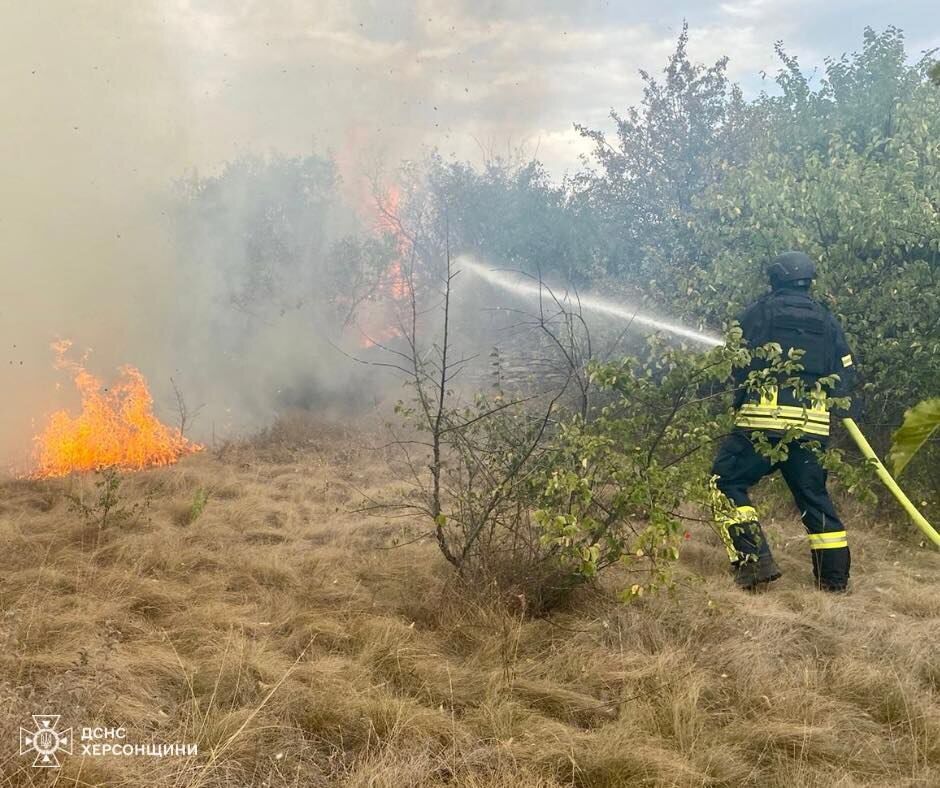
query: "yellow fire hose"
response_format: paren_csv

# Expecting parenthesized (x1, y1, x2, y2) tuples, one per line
(841, 418, 940, 548)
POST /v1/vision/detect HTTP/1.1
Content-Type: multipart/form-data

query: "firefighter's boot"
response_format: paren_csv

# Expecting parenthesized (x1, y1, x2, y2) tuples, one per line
(728, 517, 781, 590)
(733, 553, 782, 589)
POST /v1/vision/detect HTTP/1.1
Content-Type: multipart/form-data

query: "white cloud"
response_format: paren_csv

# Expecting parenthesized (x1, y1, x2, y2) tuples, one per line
(8, 1, 939, 179)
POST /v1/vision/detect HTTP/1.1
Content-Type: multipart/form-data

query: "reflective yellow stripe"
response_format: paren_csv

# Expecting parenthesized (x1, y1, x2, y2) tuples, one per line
(807, 396, 829, 413)
(735, 415, 830, 436)
(717, 505, 760, 562)
(719, 505, 759, 527)
(735, 403, 831, 436)
(811, 540, 847, 549)
(808, 531, 847, 544)
(734, 505, 758, 522)
(738, 404, 831, 423)
(841, 354, 853, 367)
(808, 531, 848, 550)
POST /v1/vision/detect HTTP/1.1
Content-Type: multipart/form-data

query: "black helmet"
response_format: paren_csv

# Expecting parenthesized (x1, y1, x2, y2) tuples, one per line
(768, 251, 816, 289)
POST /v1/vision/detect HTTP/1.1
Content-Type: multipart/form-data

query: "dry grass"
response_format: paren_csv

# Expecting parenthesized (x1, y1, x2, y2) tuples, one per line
(0, 411, 938, 787)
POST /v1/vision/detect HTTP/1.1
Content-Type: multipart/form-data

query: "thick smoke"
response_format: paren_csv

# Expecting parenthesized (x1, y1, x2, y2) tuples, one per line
(0, 5, 192, 468)
(0, 1, 691, 468)
(0, 4, 390, 468)
(163, 154, 387, 440)
(0, 3, 466, 467)
(6, 2, 922, 468)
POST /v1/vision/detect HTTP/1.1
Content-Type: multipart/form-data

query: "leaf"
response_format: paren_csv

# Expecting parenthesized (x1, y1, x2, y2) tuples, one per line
(888, 398, 940, 477)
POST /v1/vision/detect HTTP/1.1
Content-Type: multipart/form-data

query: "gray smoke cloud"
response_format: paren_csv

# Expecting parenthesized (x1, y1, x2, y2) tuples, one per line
(1, 1, 937, 469)
(0, 4, 191, 468)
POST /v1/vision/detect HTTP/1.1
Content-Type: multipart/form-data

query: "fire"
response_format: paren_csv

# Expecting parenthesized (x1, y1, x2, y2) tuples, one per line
(30, 340, 202, 478)
(383, 258, 408, 301)
(334, 137, 412, 347)
(356, 183, 411, 347)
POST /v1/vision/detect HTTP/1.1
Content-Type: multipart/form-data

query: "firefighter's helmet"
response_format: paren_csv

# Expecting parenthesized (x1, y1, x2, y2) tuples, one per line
(768, 251, 816, 289)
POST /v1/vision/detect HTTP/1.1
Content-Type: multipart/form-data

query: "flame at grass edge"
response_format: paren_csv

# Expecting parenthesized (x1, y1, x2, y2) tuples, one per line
(30, 340, 202, 479)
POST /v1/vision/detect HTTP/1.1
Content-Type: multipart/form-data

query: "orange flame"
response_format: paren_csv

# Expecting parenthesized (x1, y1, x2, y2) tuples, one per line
(356, 184, 410, 347)
(30, 341, 202, 478)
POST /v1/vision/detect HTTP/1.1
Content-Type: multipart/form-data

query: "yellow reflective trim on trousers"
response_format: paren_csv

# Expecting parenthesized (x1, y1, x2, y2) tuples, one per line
(717, 506, 760, 562)
(734, 505, 758, 522)
(758, 385, 778, 408)
(808, 531, 847, 544)
(808, 531, 848, 550)
(719, 505, 759, 528)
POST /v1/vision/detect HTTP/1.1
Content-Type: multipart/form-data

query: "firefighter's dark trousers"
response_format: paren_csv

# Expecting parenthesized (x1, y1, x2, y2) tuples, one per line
(711, 430, 850, 590)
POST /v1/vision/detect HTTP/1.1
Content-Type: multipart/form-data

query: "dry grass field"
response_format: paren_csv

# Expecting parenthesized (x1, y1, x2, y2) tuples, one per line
(1, 412, 938, 787)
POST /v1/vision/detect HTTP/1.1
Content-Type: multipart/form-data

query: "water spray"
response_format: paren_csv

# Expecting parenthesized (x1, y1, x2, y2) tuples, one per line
(457, 256, 723, 348)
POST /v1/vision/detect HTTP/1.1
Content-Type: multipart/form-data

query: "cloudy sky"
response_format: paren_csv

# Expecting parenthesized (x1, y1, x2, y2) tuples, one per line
(0, 0, 937, 462)
(168, 0, 940, 176)
(4, 1, 937, 183)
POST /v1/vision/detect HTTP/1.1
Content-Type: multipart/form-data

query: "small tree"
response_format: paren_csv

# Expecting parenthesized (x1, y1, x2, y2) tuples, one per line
(378, 217, 575, 609)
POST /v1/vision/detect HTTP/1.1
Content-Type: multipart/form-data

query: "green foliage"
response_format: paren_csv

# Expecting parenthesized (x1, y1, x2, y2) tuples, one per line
(188, 487, 210, 524)
(420, 27, 938, 436)
(67, 468, 149, 531)
(572, 21, 754, 301)
(425, 153, 589, 283)
(661, 30, 938, 429)
(698, 43, 940, 424)
(532, 343, 735, 597)
(802, 439, 879, 505)
(531, 330, 848, 598)
(889, 398, 940, 477)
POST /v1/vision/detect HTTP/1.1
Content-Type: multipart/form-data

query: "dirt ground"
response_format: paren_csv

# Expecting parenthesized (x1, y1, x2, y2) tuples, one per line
(1, 412, 938, 787)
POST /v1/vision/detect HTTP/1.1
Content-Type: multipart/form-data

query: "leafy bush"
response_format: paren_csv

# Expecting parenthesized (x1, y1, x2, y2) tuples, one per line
(67, 468, 150, 532)
(531, 329, 862, 599)
(890, 399, 940, 476)
(391, 290, 861, 607)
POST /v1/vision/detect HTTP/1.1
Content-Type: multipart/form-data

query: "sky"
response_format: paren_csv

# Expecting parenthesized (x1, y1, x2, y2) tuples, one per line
(171, 0, 939, 176)
(4, 1, 937, 181)
(0, 0, 937, 464)
(154, 1, 940, 175)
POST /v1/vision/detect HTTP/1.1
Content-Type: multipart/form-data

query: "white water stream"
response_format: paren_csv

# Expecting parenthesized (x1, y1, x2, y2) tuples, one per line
(457, 256, 723, 348)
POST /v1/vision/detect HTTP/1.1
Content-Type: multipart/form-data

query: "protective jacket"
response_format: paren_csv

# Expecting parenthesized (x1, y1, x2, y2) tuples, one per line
(732, 288, 856, 437)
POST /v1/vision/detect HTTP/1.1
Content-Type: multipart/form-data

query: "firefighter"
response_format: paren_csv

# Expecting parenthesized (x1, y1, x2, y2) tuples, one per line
(711, 251, 856, 591)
